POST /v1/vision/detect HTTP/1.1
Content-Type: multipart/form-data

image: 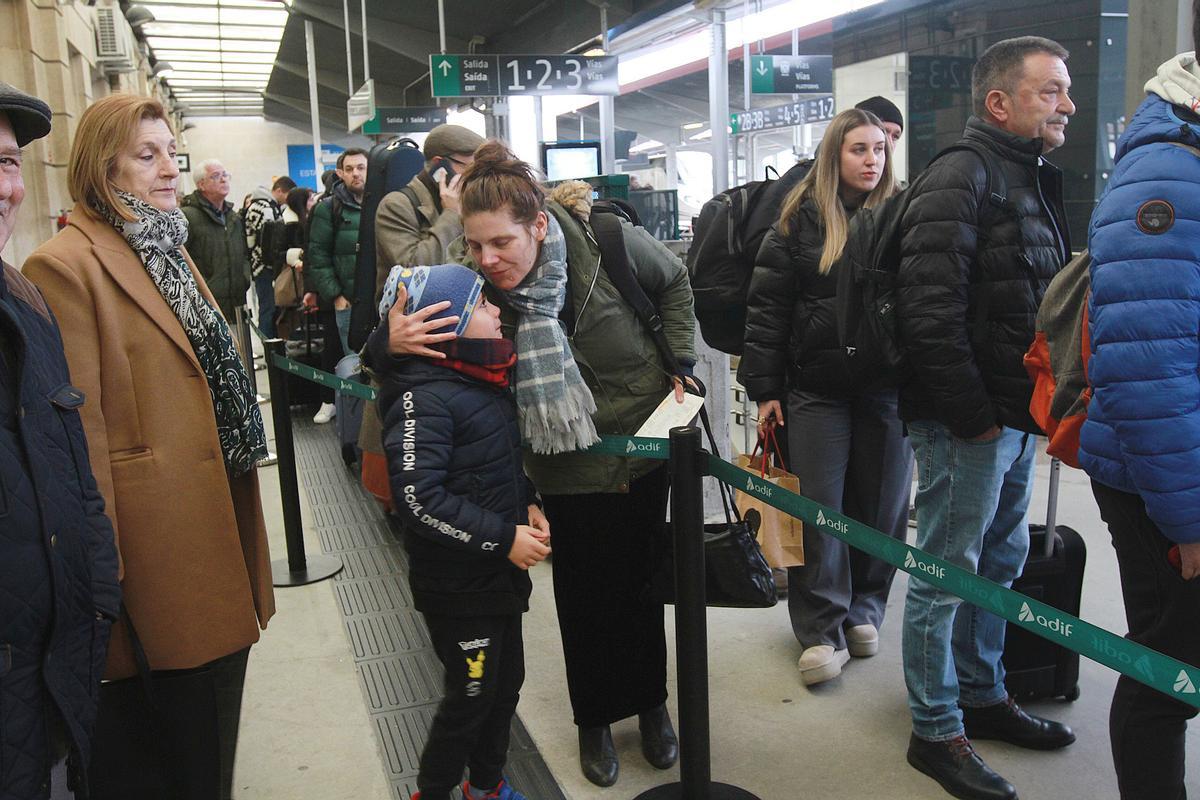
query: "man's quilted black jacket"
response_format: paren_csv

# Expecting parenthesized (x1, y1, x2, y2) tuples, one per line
(0, 262, 120, 799)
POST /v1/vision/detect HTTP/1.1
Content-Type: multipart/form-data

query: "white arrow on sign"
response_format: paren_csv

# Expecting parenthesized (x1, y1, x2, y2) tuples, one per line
(756, 62, 769, 76)
(438, 60, 452, 76)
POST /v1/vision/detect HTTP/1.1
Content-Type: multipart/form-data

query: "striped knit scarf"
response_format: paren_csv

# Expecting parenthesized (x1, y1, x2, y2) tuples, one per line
(501, 213, 599, 454)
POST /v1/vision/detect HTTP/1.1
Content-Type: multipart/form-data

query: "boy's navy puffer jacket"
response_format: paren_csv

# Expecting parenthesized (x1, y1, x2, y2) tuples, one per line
(375, 352, 534, 617)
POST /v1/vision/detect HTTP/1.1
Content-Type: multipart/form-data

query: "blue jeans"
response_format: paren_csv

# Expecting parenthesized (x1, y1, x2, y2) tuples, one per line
(253, 271, 275, 339)
(902, 421, 1035, 741)
(335, 307, 352, 354)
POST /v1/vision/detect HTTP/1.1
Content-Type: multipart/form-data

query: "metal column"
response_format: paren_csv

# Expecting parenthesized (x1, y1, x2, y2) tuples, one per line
(304, 19, 323, 184)
(341, 0, 353, 96)
(709, 9, 730, 194)
(599, 7, 616, 173)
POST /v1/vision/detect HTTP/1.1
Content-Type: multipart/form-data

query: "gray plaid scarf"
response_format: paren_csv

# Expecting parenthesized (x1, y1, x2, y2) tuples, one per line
(502, 213, 599, 454)
(101, 191, 268, 476)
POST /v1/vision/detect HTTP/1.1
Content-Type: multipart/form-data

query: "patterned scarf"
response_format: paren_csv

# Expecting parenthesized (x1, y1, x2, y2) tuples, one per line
(500, 213, 599, 454)
(100, 191, 268, 476)
(432, 338, 517, 387)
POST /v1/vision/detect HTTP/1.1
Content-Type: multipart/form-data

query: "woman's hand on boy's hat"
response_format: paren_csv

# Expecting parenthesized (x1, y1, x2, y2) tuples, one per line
(385, 283, 459, 359)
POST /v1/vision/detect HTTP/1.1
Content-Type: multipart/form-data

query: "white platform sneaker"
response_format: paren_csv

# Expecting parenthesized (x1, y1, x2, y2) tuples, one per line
(313, 402, 337, 424)
(798, 645, 850, 686)
(846, 624, 880, 658)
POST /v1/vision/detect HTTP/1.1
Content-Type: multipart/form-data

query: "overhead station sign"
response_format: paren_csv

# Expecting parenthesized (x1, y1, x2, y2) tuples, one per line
(362, 106, 448, 134)
(430, 54, 619, 97)
(750, 55, 833, 94)
(347, 79, 376, 130)
(730, 96, 835, 134)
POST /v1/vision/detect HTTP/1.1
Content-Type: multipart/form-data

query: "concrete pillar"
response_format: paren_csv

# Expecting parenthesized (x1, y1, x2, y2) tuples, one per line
(1125, 0, 1194, 116)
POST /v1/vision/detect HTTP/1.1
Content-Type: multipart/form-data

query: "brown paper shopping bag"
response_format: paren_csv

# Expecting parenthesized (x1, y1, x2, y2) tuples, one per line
(734, 430, 805, 567)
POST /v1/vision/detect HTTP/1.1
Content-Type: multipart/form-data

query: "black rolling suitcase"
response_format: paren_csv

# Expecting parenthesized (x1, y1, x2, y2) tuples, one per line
(1001, 457, 1087, 701)
(348, 138, 425, 351)
(283, 312, 325, 408)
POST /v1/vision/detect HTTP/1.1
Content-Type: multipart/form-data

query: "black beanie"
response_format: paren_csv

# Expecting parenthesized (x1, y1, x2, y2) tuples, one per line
(855, 96, 904, 132)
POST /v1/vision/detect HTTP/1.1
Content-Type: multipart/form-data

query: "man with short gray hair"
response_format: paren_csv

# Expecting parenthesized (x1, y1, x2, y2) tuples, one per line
(181, 159, 250, 321)
(896, 36, 1077, 800)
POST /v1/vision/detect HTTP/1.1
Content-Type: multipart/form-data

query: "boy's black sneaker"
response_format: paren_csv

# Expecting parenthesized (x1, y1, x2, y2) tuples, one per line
(907, 734, 1018, 800)
(961, 696, 1076, 750)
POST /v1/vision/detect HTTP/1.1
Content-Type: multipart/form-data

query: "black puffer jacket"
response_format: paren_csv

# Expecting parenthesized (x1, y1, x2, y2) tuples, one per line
(0, 262, 120, 799)
(374, 348, 534, 618)
(741, 196, 859, 400)
(896, 117, 1070, 438)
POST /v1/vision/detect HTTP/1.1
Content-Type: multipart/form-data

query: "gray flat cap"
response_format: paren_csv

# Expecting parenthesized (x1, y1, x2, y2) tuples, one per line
(422, 124, 485, 160)
(0, 81, 52, 147)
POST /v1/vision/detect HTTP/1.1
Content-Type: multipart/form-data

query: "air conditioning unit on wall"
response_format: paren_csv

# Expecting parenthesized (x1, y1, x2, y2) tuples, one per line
(95, 7, 138, 74)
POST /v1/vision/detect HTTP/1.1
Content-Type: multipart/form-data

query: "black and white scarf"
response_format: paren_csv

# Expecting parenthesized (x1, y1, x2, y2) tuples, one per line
(501, 213, 599, 454)
(101, 191, 267, 476)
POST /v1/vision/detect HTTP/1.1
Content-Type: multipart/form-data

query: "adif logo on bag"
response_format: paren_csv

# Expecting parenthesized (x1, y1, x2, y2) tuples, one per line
(814, 509, 847, 533)
(1175, 669, 1197, 695)
(1020, 602, 1074, 637)
(904, 549, 945, 580)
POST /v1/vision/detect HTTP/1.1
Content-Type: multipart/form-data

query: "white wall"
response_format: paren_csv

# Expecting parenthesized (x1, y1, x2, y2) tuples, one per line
(835, 53, 909, 184)
(178, 117, 315, 204)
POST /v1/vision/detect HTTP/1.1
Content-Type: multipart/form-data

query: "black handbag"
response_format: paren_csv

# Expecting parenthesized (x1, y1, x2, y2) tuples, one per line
(654, 408, 778, 609)
(89, 607, 221, 800)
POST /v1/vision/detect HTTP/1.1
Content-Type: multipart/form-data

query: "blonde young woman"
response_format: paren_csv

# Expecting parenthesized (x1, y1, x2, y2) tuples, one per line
(741, 108, 913, 686)
(22, 95, 274, 799)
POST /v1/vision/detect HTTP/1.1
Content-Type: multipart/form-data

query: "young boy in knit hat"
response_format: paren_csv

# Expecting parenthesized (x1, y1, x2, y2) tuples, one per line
(368, 263, 549, 800)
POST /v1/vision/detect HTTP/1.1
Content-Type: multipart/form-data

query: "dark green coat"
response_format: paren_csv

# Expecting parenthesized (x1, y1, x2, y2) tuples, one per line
(463, 200, 696, 495)
(181, 191, 249, 319)
(307, 185, 362, 305)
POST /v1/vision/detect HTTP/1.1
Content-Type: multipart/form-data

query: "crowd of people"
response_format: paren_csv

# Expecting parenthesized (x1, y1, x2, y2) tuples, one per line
(1, 11, 1199, 800)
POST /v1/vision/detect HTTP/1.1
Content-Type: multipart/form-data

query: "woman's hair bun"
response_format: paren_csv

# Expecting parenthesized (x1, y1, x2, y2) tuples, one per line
(459, 138, 545, 225)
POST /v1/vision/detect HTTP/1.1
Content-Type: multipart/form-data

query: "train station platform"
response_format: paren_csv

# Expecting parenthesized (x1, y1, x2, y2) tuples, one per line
(231, 388, 1198, 800)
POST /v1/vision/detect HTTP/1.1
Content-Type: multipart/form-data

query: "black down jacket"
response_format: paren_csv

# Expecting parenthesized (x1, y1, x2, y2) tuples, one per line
(741, 196, 860, 400)
(373, 348, 534, 618)
(896, 117, 1070, 438)
(0, 262, 120, 800)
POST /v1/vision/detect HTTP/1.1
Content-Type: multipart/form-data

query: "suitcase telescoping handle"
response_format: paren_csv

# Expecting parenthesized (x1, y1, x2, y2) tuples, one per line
(1043, 456, 1060, 558)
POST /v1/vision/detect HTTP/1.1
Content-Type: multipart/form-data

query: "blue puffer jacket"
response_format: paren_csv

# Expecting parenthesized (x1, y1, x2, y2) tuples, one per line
(372, 343, 535, 618)
(0, 262, 120, 799)
(1082, 94, 1200, 544)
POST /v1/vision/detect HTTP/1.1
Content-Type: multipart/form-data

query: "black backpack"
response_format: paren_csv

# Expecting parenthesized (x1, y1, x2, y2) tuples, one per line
(834, 141, 1009, 390)
(685, 159, 813, 354)
(258, 217, 290, 274)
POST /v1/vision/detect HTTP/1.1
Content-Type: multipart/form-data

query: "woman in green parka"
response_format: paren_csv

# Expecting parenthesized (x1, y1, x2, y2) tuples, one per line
(376, 141, 696, 788)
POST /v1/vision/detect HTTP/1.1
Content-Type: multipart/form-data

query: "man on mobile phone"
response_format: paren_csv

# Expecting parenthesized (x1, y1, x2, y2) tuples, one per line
(375, 124, 484, 298)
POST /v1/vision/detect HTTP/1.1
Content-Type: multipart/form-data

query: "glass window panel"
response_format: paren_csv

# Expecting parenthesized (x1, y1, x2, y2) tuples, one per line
(141, 0, 281, 8)
(134, 5, 286, 25)
(163, 63, 274, 74)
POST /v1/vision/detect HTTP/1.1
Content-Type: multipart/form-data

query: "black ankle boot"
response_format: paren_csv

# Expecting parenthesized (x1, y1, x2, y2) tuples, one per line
(962, 696, 1076, 750)
(907, 734, 1017, 800)
(638, 704, 679, 769)
(578, 725, 618, 787)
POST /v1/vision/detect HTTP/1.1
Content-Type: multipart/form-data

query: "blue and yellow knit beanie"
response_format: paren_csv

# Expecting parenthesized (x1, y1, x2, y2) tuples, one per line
(378, 263, 485, 337)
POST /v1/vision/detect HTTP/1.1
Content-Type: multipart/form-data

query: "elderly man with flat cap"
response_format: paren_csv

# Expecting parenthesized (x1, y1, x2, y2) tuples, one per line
(0, 81, 120, 799)
(373, 123, 485, 295)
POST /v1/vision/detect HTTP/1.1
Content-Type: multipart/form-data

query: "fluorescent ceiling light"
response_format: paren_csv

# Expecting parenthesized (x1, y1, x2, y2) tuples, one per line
(682, 122, 704, 130)
(689, 129, 712, 140)
(616, 0, 885, 87)
(628, 138, 664, 154)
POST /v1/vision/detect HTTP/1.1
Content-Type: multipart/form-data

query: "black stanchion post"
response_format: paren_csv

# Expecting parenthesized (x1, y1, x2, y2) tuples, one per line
(633, 426, 760, 800)
(263, 337, 343, 587)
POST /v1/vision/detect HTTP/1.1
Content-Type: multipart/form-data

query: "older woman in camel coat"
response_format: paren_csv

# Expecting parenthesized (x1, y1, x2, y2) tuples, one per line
(22, 94, 274, 800)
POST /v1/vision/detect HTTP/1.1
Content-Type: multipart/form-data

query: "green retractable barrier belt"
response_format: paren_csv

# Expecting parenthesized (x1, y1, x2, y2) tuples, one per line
(264, 352, 1200, 708)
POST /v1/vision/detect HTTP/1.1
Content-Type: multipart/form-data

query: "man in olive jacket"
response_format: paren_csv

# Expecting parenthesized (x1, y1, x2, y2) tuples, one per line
(181, 159, 250, 321)
(307, 147, 366, 423)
